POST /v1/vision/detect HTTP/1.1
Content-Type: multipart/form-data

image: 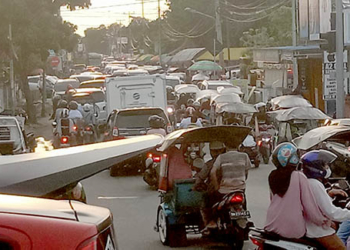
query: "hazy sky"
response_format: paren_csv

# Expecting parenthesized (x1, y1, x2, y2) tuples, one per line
(61, 0, 168, 36)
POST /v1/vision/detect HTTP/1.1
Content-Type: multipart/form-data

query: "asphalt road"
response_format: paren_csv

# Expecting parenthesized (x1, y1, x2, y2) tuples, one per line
(82, 163, 274, 250)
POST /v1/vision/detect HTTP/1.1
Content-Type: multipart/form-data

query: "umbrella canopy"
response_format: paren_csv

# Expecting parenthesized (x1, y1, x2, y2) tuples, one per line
(211, 93, 242, 105)
(293, 126, 350, 150)
(192, 73, 209, 81)
(275, 107, 330, 122)
(217, 86, 243, 95)
(196, 89, 218, 102)
(174, 84, 200, 94)
(270, 95, 312, 110)
(216, 102, 257, 114)
(188, 60, 223, 71)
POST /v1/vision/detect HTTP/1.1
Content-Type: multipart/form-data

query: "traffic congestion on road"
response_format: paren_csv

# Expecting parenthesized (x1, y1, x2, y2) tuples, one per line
(2, 0, 350, 249)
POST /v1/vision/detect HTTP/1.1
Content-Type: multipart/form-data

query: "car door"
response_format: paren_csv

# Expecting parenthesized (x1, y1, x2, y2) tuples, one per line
(104, 112, 116, 141)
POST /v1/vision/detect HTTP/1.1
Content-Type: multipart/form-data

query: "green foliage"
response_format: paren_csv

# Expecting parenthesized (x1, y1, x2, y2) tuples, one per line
(240, 27, 275, 48)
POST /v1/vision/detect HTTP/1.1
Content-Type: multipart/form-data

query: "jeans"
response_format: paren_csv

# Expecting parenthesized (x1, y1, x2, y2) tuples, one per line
(337, 220, 350, 246)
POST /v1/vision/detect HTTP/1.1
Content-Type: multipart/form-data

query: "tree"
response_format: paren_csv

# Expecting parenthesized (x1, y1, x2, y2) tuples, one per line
(0, 0, 88, 123)
(240, 27, 275, 48)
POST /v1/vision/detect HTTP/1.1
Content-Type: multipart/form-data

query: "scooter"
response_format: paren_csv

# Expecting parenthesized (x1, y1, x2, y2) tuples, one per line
(52, 118, 77, 149)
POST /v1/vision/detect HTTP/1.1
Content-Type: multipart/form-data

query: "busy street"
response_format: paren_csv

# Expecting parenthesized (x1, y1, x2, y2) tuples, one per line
(2, 0, 350, 250)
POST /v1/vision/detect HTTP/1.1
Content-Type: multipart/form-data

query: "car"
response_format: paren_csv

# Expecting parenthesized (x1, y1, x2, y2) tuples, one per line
(104, 107, 172, 176)
(326, 118, 350, 126)
(0, 194, 117, 249)
(53, 79, 80, 97)
(28, 75, 57, 98)
(165, 75, 182, 89)
(198, 80, 234, 90)
(104, 107, 172, 140)
(0, 116, 36, 155)
(79, 79, 105, 89)
(70, 74, 105, 83)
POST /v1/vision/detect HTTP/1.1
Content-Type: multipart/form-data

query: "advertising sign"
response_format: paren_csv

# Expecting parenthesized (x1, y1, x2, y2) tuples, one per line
(319, 0, 331, 33)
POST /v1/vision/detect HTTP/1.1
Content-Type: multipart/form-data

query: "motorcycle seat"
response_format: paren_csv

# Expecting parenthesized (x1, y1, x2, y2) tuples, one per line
(249, 228, 326, 249)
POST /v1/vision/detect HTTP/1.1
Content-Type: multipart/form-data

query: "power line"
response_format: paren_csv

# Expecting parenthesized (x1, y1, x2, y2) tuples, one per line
(221, 0, 288, 16)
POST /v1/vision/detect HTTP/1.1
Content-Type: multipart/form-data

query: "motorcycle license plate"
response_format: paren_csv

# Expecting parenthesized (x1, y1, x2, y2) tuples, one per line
(230, 211, 251, 219)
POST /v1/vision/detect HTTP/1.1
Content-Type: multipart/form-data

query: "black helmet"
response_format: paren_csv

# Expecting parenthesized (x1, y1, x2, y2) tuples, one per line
(271, 142, 300, 169)
(148, 115, 165, 129)
(301, 150, 337, 179)
(58, 100, 68, 109)
(69, 101, 79, 110)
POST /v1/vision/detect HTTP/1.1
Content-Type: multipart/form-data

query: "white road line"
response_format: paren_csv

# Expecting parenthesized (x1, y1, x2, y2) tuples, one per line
(98, 196, 139, 199)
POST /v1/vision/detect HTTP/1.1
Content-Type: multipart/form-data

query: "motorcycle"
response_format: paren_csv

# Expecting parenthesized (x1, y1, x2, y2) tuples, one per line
(240, 134, 260, 168)
(143, 152, 161, 189)
(83, 124, 95, 144)
(257, 124, 275, 164)
(52, 118, 77, 149)
(210, 191, 253, 249)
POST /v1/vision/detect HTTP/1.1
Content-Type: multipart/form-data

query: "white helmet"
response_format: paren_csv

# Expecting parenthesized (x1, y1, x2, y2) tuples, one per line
(61, 108, 69, 118)
(83, 103, 91, 112)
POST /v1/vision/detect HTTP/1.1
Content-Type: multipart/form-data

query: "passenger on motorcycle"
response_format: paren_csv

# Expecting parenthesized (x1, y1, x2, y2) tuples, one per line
(264, 143, 328, 239)
(82, 103, 95, 125)
(68, 101, 83, 119)
(302, 150, 350, 250)
(54, 100, 68, 122)
(147, 115, 166, 136)
(175, 104, 187, 123)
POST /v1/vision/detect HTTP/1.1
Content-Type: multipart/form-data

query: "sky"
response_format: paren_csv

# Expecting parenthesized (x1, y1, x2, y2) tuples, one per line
(61, 0, 168, 36)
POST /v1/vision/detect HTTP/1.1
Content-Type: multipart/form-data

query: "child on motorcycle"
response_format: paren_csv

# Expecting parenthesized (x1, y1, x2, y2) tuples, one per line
(301, 150, 350, 250)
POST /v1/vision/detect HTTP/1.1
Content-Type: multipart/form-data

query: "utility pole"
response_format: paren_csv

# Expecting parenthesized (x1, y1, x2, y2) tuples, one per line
(41, 67, 46, 117)
(9, 24, 15, 116)
(336, 0, 345, 118)
(292, 0, 299, 90)
(226, 19, 231, 78)
(141, 0, 145, 18)
(158, 0, 162, 66)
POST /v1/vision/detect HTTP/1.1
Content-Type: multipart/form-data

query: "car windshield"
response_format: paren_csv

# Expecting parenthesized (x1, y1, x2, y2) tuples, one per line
(116, 110, 167, 128)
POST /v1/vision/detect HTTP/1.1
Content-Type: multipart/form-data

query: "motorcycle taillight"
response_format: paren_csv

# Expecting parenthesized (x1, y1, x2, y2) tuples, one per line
(153, 156, 161, 163)
(61, 136, 69, 144)
(86, 126, 91, 131)
(250, 236, 264, 247)
(73, 125, 78, 131)
(257, 140, 262, 146)
(230, 193, 244, 204)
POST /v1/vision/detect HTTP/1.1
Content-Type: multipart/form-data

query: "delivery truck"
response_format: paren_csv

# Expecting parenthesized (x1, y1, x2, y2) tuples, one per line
(105, 74, 167, 114)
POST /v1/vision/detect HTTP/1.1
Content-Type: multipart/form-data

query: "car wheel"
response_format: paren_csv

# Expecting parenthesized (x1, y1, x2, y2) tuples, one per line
(158, 208, 168, 245)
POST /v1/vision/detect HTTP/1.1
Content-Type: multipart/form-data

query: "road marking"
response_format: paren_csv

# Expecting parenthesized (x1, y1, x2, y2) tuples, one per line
(98, 196, 139, 199)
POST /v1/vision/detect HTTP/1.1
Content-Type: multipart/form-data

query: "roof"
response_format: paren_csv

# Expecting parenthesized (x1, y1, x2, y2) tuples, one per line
(196, 51, 214, 61)
(170, 48, 207, 64)
(215, 47, 250, 61)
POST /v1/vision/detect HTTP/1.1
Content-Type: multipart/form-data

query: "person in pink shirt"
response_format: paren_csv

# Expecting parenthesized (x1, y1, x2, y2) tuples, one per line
(264, 143, 329, 239)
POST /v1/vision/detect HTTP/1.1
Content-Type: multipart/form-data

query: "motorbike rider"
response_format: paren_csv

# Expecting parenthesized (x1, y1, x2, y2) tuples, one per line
(302, 150, 350, 250)
(54, 100, 68, 122)
(193, 141, 226, 235)
(147, 115, 166, 136)
(50, 94, 61, 120)
(82, 103, 94, 125)
(265, 143, 328, 239)
(175, 104, 187, 123)
(179, 107, 202, 129)
(68, 101, 83, 119)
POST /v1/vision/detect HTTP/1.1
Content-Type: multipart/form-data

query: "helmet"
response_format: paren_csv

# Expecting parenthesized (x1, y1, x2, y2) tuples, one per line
(193, 101, 200, 108)
(148, 115, 165, 129)
(301, 150, 337, 179)
(83, 103, 91, 112)
(57, 100, 68, 109)
(186, 107, 195, 117)
(193, 158, 204, 170)
(271, 142, 300, 169)
(187, 99, 194, 106)
(61, 108, 69, 118)
(69, 101, 79, 110)
(210, 141, 225, 150)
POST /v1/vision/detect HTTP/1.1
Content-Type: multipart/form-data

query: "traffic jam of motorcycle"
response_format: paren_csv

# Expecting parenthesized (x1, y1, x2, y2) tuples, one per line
(4, 0, 350, 249)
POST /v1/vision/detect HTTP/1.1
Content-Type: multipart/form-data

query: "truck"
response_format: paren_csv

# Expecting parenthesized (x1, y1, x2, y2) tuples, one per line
(105, 74, 167, 115)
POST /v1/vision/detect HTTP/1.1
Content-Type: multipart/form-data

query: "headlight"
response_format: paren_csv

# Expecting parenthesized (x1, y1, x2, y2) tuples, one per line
(167, 107, 174, 114)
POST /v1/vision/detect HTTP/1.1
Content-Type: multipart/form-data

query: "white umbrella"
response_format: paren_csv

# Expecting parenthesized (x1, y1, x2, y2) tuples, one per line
(271, 95, 312, 110)
(275, 107, 330, 122)
(211, 94, 242, 105)
(294, 126, 350, 150)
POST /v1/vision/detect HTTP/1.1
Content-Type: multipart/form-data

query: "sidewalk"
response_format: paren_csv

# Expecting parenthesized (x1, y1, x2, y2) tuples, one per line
(24, 101, 54, 141)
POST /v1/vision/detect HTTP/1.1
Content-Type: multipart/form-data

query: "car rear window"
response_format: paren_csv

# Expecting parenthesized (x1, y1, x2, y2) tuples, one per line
(116, 109, 167, 128)
(55, 80, 79, 92)
(71, 91, 105, 104)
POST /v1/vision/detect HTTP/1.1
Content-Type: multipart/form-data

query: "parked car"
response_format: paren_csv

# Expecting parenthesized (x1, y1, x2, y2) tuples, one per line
(0, 116, 36, 155)
(0, 194, 117, 249)
(104, 107, 172, 176)
(28, 75, 57, 98)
